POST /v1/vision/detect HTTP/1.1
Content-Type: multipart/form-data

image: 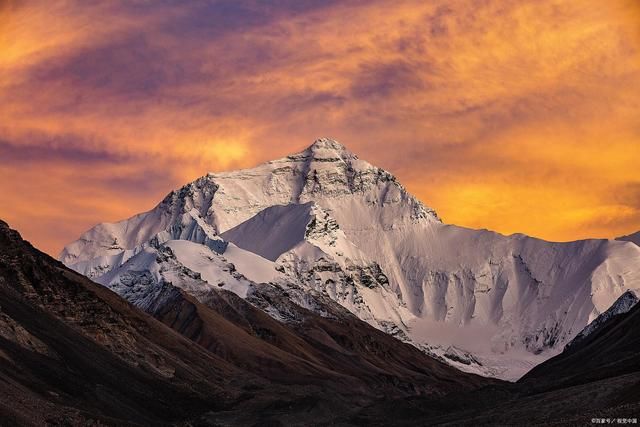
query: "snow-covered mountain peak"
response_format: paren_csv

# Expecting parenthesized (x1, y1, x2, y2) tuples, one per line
(60, 138, 640, 380)
(310, 137, 347, 150)
(192, 139, 440, 231)
(59, 139, 439, 265)
(299, 137, 357, 161)
(273, 137, 382, 183)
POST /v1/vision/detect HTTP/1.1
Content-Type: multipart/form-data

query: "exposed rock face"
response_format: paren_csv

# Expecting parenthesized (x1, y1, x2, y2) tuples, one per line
(61, 138, 640, 380)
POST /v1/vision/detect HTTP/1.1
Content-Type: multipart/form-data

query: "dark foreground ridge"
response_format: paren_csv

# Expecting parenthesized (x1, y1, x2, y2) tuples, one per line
(0, 220, 244, 425)
(0, 220, 497, 425)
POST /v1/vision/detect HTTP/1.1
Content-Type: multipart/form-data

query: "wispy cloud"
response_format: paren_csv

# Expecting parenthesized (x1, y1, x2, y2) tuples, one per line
(1, 0, 639, 254)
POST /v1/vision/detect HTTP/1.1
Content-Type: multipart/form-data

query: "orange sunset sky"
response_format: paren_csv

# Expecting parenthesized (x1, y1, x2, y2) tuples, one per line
(1, 0, 639, 256)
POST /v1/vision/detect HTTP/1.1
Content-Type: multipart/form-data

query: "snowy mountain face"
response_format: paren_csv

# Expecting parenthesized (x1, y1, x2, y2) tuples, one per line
(95, 237, 352, 325)
(61, 138, 640, 380)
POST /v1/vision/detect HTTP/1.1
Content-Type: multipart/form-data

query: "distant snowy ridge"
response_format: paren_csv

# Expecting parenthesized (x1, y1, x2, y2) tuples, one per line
(617, 231, 640, 247)
(61, 138, 640, 380)
(564, 290, 639, 351)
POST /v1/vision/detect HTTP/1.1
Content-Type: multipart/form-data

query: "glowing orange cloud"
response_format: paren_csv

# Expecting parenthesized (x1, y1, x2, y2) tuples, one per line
(0, 0, 639, 255)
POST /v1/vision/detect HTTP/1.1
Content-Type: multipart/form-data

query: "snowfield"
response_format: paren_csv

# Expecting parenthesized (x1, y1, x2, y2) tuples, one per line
(61, 138, 640, 380)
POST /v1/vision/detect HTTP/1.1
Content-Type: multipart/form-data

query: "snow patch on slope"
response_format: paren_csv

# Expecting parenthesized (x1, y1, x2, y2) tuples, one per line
(98, 240, 254, 299)
(221, 203, 312, 261)
(222, 243, 282, 284)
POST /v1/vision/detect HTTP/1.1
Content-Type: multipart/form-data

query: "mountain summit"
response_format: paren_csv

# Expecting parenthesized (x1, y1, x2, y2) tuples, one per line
(302, 137, 357, 159)
(60, 138, 438, 264)
(61, 138, 640, 380)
